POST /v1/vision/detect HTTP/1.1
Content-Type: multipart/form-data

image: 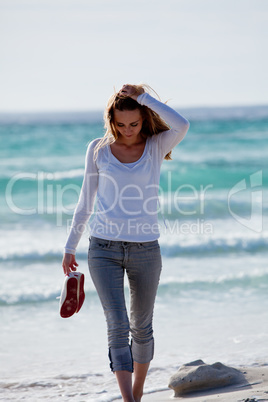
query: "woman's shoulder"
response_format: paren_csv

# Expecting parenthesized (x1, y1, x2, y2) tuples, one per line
(86, 137, 111, 167)
(143, 134, 160, 160)
(86, 137, 104, 155)
(148, 133, 161, 145)
(88, 137, 103, 149)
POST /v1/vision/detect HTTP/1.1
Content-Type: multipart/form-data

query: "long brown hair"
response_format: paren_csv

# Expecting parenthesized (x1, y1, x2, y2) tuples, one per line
(93, 84, 172, 161)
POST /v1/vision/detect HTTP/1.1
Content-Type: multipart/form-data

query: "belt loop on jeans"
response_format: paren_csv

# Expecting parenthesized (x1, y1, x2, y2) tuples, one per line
(107, 240, 111, 248)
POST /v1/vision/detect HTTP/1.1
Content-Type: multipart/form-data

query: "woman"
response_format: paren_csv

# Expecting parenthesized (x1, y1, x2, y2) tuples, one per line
(62, 84, 190, 401)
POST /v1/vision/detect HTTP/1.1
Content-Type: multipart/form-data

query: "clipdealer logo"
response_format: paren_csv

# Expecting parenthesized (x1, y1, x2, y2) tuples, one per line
(228, 170, 263, 233)
(5, 170, 264, 234)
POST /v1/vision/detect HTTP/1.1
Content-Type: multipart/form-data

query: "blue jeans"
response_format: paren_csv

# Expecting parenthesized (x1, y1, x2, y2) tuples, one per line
(88, 236, 162, 372)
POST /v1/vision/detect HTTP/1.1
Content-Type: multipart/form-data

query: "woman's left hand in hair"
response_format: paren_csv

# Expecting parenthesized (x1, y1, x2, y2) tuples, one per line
(119, 84, 145, 101)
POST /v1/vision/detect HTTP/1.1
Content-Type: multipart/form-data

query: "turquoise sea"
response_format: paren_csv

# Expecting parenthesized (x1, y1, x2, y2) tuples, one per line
(1, 105, 268, 401)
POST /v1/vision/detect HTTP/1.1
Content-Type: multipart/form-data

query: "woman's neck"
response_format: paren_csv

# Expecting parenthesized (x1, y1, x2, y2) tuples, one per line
(115, 133, 145, 147)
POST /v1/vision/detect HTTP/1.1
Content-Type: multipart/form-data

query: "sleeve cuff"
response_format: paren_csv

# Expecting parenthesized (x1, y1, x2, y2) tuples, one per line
(137, 92, 148, 105)
(64, 248, 76, 255)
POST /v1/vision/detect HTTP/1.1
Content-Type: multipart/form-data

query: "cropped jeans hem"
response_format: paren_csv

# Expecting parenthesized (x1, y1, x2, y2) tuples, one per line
(131, 338, 154, 365)
(109, 346, 134, 373)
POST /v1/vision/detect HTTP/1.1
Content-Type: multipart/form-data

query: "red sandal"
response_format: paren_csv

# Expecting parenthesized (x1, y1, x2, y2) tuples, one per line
(59, 272, 85, 318)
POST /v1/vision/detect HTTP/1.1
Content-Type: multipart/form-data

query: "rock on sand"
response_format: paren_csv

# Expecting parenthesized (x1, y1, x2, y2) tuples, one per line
(168, 359, 246, 397)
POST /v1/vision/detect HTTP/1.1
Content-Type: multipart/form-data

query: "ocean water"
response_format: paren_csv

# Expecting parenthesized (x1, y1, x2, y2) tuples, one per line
(1, 105, 268, 401)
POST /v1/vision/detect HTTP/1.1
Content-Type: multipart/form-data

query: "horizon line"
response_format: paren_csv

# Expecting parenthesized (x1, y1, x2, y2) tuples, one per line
(0, 104, 267, 124)
(0, 102, 268, 115)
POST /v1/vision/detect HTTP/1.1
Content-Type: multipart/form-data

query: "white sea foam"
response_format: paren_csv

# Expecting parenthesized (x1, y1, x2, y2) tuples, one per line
(1, 215, 268, 262)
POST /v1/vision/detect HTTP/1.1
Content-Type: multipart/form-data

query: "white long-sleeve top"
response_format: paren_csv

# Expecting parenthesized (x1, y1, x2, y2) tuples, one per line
(64, 93, 190, 254)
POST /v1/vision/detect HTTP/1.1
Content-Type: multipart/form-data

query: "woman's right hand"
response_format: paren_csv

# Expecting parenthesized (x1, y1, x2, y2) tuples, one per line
(119, 84, 145, 101)
(62, 253, 78, 276)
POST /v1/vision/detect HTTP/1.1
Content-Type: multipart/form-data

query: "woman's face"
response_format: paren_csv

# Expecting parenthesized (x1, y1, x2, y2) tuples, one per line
(113, 109, 143, 141)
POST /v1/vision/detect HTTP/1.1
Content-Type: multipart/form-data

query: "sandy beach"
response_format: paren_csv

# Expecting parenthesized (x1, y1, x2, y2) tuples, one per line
(141, 366, 268, 402)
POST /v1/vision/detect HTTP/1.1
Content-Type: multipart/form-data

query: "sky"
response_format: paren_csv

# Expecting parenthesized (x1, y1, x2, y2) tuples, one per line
(0, 0, 268, 112)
